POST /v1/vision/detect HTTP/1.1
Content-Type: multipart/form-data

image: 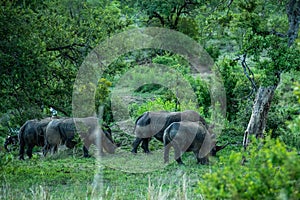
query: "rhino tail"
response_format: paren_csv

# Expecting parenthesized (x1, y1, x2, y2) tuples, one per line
(57, 123, 68, 143)
(163, 126, 172, 146)
(18, 122, 28, 145)
(18, 122, 28, 159)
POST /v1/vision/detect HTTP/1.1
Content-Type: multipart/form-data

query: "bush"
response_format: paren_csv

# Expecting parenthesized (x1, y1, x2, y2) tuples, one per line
(196, 137, 300, 199)
(279, 81, 300, 151)
(280, 115, 300, 152)
(267, 71, 300, 138)
(129, 98, 177, 119)
(216, 57, 253, 122)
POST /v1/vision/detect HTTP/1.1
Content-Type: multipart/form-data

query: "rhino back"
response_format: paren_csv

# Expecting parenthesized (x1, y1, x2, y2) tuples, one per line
(135, 112, 151, 126)
(165, 121, 205, 152)
(59, 118, 76, 139)
(135, 111, 170, 139)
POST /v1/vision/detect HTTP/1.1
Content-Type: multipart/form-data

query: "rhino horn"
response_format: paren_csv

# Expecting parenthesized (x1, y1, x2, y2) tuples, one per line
(215, 142, 229, 152)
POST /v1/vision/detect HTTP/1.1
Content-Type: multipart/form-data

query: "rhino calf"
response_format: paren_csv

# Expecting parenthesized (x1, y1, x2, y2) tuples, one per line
(163, 121, 227, 165)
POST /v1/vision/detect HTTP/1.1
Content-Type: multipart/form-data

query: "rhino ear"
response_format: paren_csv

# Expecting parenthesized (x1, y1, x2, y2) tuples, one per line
(216, 142, 229, 152)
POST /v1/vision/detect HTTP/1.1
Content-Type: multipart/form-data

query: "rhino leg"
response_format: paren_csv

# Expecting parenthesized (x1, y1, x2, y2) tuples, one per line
(131, 137, 143, 154)
(141, 138, 150, 153)
(197, 156, 209, 165)
(26, 144, 34, 159)
(19, 142, 25, 160)
(66, 139, 77, 149)
(83, 146, 90, 157)
(164, 144, 171, 163)
(42, 144, 50, 157)
(175, 157, 184, 165)
(173, 143, 184, 165)
(51, 145, 58, 154)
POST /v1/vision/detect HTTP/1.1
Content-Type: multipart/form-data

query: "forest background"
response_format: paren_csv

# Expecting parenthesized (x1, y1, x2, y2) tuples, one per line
(0, 0, 300, 199)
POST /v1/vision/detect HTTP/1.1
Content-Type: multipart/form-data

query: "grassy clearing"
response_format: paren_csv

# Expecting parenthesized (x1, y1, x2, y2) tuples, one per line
(0, 145, 235, 199)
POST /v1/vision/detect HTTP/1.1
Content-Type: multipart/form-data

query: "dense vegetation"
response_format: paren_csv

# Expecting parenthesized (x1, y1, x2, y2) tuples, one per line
(1, 0, 299, 199)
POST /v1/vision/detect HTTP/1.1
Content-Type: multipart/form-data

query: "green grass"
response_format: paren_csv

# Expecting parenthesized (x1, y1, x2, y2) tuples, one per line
(0, 145, 236, 200)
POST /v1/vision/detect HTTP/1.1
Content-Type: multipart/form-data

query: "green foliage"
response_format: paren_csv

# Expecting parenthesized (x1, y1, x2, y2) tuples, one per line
(282, 115, 300, 152)
(152, 54, 211, 114)
(152, 54, 191, 74)
(0, 0, 130, 128)
(279, 82, 300, 151)
(294, 82, 300, 103)
(1, 1, 300, 198)
(197, 137, 300, 199)
(0, 2, 55, 123)
(228, 0, 300, 86)
(216, 57, 252, 122)
(187, 77, 211, 116)
(95, 78, 112, 122)
(134, 0, 200, 31)
(0, 142, 226, 199)
(120, 54, 212, 120)
(267, 71, 300, 138)
(0, 152, 14, 171)
(204, 45, 221, 61)
(219, 120, 245, 146)
(130, 98, 176, 119)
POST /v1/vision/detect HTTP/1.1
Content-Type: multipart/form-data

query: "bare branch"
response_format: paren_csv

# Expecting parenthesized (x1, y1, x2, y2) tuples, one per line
(235, 54, 257, 91)
(270, 29, 286, 37)
(149, 11, 165, 27)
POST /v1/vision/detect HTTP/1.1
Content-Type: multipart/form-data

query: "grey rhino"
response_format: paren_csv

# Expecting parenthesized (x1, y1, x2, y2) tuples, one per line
(18, 118, 52, 160)
(44, 117, 117, 157)
(131, 110, 207, 154)
(163, 121, 227, 165)
(42, 118, 73, 156)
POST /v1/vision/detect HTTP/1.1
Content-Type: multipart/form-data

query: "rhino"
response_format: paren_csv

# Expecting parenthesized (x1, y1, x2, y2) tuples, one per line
(4, 135, 18, 152)
(42, 118, 73, 156)
(18, 118, 52, 160)
(43, 117, 117, 157)
(131, 110, 207, 154)
(163, 121, 227, 165)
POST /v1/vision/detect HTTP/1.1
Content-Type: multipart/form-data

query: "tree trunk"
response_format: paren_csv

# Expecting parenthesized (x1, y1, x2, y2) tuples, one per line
(287, 0, 300, 47)
(243, 0, 300, 149)
(243, 86, 277, 148)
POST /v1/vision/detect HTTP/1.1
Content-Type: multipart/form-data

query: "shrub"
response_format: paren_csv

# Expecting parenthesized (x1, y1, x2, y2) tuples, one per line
(281, 115, 300, 152)
(216, 57, 253, 122)
(196, 137, 300, 199)
(129, 98, 177, 119)
(279, 81, 300, 151)
(267, 71, 300, 138)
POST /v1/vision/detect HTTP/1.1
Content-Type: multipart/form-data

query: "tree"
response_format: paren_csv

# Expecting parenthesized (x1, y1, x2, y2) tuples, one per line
(133, 0, 201, 39)
(212, 0, 300, 146)
(0, 0, 130, 127)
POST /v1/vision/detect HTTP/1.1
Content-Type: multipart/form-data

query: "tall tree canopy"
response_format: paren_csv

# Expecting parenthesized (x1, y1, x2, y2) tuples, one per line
(0, 0, 129, 126)
(0, 0, 299, 147)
